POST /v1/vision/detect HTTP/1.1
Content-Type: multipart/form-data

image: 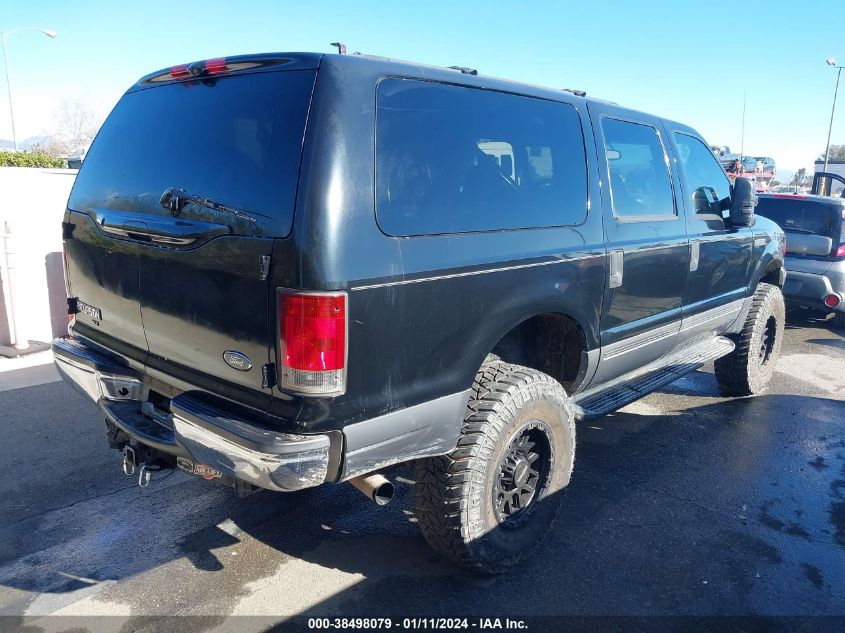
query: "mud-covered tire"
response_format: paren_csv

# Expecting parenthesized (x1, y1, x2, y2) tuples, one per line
(413, 359, 576, 574)
(715, 283, 785, 396)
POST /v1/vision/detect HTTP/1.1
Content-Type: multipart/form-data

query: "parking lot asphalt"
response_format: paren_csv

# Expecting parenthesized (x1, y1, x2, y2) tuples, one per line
(0, 313, 843, 629)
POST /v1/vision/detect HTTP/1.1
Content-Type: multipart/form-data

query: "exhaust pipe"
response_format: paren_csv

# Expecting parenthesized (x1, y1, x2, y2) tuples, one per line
(349, 473, 394, 506)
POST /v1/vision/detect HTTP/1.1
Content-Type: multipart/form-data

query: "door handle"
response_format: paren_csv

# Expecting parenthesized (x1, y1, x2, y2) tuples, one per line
(94, 210, 231, 246)
(609, 249, 624, 288)
(690, 240, 700, 272)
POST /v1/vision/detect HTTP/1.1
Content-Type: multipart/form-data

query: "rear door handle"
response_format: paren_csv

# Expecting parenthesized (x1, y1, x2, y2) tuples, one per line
(94, 210, 231, 246)
(690, 239, 700, 272)
(608, 249, 624, 288)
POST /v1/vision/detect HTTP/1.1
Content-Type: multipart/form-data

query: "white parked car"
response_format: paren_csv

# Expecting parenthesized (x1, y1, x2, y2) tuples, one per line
(770, 185, 808, 195)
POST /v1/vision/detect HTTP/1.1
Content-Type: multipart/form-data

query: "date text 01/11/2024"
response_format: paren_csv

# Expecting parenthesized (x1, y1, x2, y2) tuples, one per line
(306, 618, 528, 630)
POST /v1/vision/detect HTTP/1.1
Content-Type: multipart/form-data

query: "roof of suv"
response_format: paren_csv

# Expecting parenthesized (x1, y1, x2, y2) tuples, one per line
(132, 51, 689, 132)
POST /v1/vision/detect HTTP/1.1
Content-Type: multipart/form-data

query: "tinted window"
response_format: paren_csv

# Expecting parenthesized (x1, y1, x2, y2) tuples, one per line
(375, 78, 587, 236)
(70, 70, 315, 236)
(756, 197, 843, 242)
(674, 132, 731, 223)
(602, 118, 675, 219)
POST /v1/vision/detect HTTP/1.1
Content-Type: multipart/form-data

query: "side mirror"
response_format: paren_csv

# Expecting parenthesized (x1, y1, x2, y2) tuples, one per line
(729, 177, 756, 226)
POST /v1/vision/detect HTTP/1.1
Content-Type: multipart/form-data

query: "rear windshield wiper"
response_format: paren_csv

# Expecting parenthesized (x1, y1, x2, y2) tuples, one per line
(160, 187, 257, 223)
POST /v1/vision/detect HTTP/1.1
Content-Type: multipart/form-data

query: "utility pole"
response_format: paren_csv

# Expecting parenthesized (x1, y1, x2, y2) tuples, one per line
(740, 93, 746, 169)
(823, 59, 844, 177)
(0, 27, 58, 151)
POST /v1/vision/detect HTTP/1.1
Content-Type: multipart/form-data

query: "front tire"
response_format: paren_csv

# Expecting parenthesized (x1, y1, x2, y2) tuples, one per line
(715, 282, 785, 396)
(414, 359, 575, 574)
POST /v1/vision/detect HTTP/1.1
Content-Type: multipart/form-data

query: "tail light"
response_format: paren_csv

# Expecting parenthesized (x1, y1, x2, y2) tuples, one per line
(823, 293, 841, 309)
(838, 210, 845, 259)
(169, 64, 190, 79)
(168, 58, 228, 80)
(278, 291, 347, 395)
(204, 58, 229, 74)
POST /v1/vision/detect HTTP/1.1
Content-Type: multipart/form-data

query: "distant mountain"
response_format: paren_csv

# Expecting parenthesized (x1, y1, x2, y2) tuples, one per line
(777, 169, 794, 184)
(0, 136, 60, 151)
(20, 135, 53, 149)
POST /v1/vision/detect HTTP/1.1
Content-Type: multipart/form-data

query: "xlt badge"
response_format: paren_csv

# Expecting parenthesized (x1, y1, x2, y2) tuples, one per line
(223, 350, 253, 371)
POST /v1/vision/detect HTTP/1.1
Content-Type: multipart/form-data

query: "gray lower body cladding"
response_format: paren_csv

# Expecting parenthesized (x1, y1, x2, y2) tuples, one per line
(341, 391, 470, 480)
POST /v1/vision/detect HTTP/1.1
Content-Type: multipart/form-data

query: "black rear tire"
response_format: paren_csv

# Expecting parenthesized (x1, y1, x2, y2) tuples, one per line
(833, 311, 845, 330)
(714, 282, 785, 396)
(414, 359, 575, 574)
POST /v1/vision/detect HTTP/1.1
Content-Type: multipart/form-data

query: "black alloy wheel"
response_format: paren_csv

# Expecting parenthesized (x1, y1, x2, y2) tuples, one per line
(493, 424, 552, 528)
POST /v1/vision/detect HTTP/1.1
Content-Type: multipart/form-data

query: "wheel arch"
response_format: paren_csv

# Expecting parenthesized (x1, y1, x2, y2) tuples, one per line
(759, 260, 785, 288)
(749, 229, 786, 292)
(472, 309, 597, 395)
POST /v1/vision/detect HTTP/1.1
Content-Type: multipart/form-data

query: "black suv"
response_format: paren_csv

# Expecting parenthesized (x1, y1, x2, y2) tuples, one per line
(53, 52, 786, 573)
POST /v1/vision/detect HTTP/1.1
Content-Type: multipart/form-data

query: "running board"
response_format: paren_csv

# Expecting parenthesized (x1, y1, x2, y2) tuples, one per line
(573, 336, 735, 421)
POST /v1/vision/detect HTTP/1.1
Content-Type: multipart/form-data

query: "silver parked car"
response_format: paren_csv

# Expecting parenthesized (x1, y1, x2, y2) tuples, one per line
(756, 193, 845, 328)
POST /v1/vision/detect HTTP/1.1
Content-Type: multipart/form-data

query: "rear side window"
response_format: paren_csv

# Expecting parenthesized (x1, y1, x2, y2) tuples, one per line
(756, 197, 843, 243)
(602, 118, 675, 219)
(673, 133, 731, 224)
(375, 78, 587, 236)
(70, 70, 315, 236)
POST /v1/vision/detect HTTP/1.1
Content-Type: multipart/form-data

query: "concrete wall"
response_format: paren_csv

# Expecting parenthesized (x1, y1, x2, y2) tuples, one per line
(0, 168, 77, 347)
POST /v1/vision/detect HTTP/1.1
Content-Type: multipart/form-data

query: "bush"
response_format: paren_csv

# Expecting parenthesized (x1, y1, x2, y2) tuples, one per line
(0, 151, 66, 168)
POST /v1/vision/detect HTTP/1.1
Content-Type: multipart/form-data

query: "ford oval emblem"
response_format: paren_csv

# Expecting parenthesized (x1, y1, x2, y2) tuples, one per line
(223, 350, 253, 371)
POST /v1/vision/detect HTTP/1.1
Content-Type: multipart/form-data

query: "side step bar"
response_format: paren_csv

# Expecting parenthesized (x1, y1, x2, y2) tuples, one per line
(573, 336, 735, 421)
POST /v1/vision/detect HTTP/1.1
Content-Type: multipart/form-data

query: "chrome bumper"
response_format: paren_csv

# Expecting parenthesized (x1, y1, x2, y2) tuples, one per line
(170, 393, 331, 492)
(53, 337, 144, 402)
(52, 337, 331, 492)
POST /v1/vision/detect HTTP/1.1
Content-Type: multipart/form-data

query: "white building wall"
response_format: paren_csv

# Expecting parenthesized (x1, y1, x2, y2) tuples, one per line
(0, 168, 76, 347)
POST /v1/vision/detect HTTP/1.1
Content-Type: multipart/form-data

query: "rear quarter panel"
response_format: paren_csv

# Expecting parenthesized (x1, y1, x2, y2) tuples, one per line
(267, 56, 606, 432)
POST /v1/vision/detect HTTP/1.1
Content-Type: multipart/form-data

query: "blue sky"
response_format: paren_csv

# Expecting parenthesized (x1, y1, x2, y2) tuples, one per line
(1, 0, 839, 174)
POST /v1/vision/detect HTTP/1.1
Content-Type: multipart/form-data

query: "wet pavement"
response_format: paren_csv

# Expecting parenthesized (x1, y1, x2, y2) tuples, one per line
(0, 312, 843, 627)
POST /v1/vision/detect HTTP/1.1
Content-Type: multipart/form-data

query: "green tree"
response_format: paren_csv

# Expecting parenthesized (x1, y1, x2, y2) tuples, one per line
(790, 168, 807, 186)
(820, 145, 845, 161)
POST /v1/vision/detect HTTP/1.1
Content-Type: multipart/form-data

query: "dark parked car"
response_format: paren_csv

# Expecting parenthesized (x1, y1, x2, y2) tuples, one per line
(53, 52, 786, 573)
(755, 193, 845, 328)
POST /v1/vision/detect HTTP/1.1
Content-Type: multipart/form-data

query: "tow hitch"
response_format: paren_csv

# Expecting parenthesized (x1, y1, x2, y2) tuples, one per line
(120, 442, 173, 487)
(138, 464, 153, 487)
(106, 417, 252, 495)
(122, 445, 137, 475)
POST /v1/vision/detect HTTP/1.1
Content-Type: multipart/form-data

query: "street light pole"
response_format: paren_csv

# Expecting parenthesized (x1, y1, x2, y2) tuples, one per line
(0, 27, 58, 152)
(823, 58, 844, 177)
(0, 32, 18, 152)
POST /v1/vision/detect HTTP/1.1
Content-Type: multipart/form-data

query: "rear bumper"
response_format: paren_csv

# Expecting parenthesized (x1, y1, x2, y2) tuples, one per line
(782, 270, 845, 313)
(52, 337, 331, 492)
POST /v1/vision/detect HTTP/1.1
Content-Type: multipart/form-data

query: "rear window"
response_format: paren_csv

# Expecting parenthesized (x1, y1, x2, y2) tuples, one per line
(69, 70, 315, 236)
(602, 118, 675, 219)
(375, 78, 588, 236)
(755, 197, 843, 242)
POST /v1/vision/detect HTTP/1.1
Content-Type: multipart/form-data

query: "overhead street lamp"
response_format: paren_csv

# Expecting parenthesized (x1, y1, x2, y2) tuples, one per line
(0, 26, 58, 152)
(823, 57, 844, 177)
